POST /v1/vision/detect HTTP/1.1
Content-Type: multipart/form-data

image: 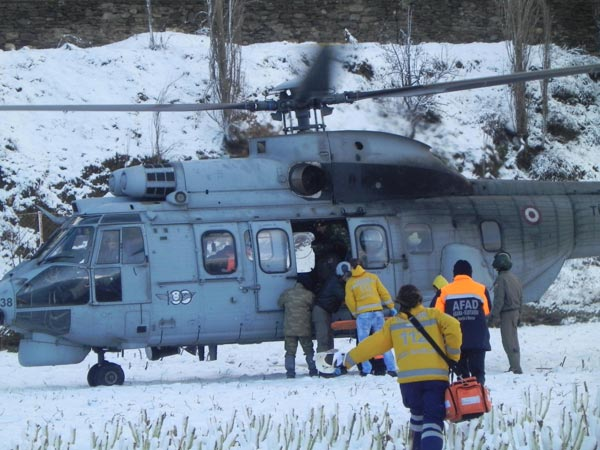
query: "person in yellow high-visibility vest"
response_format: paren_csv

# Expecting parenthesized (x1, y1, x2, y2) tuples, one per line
(344, 258, 397, 377)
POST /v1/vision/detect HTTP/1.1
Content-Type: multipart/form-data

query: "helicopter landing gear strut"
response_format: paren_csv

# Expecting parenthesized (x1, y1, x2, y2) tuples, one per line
(87, 348, 125, 387)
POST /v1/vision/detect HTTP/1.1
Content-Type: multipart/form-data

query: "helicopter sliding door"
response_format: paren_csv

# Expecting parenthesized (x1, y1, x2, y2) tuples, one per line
(346, 217, 397, 297)
(249, 221, 296, 313)
(193, 223, 255, 341)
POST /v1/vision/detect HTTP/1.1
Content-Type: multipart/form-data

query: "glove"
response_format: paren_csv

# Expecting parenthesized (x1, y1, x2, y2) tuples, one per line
(316, 350, 346, 375)
(332, 351, 346, 367)
(332, 352, 347, 376)
(389, 308, 398, 316)
(487, 317, 499, 328)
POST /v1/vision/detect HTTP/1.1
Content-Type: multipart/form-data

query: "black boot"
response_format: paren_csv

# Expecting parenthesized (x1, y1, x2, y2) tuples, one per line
(285, 355, 296, 378)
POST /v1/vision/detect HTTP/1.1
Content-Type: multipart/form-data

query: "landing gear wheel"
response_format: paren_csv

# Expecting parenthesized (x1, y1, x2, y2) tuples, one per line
(94, 362, 125, 386)
(87, 363, 101, 387)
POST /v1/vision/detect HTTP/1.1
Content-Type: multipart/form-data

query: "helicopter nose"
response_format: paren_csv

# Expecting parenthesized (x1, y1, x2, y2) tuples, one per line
(0, 279, 16, 327)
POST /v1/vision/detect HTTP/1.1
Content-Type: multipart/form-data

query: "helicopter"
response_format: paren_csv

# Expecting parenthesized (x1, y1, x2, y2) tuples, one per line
(0, 46, 599, 386)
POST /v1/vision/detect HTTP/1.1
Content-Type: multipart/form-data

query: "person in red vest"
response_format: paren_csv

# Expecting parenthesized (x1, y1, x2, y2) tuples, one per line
(432, 260, 491, 385)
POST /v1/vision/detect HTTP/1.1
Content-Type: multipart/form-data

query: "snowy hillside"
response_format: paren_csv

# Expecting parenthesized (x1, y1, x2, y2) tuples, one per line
(0, 32, 599, 316)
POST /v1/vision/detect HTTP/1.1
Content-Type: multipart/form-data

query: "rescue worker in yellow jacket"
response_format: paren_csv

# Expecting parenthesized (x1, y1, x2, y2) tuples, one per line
(345, 258, 397, 376)
(340, 285, 462, 450)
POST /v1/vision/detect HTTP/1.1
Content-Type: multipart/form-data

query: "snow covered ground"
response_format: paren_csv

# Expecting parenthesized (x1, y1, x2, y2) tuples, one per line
(0, 323, 599, 449)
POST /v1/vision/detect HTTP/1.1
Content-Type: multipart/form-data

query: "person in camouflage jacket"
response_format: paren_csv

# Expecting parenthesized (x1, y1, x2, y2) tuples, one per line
(278, 280, 318, 378)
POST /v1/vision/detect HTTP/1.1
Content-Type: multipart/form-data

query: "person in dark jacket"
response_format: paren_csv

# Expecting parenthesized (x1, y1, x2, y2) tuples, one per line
(278, 280, 318, 378)
(310, 222, 349, 292)
(312, 261, 350, 354)
(433, 259, 491, 385)
(489, 251, 523, 374)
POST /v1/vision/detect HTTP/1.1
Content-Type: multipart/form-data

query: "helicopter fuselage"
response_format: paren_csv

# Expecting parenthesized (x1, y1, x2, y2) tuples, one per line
(1, 130, 599, 382)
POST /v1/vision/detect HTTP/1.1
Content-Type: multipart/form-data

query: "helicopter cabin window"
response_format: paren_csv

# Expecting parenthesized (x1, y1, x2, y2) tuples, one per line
(404, 224, 433, 254)
(45, 226, 94, 264)
(257, 229, 291, 274)
(203, 231, 237, 275)
(16, 266, 90, 308)
(480, 221, 502, 252)
(244, 230, 254, 261)
(355, 225, 389, 269)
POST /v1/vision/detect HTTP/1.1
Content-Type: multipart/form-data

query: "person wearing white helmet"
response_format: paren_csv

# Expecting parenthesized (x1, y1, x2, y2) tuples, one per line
(336, 261, 351, 278)
(312, 261, 351, 363)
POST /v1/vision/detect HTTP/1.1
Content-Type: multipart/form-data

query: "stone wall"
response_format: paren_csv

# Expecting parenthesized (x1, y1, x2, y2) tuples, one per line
(1, 0, 598, 52)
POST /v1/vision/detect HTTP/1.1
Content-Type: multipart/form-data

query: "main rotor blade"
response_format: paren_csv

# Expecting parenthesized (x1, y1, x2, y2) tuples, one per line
(343, 63, 600, 102)
(293, 46, 336, 105)
(0, 101, 277, 112)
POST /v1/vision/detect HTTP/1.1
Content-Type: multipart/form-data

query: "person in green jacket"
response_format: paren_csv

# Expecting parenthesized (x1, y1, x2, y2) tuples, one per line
(278, 280, 318, 378)
(489, 251, 523, 374)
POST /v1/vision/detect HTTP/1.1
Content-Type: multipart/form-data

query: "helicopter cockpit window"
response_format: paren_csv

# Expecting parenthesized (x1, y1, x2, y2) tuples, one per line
(404, 224, 433, 254)
(101, 213, 141, 224)
(33, 216, 98, 261)
(203, 231, 237, 275)
(257, 229, 291, 274)
(123, 227, 145, 264)
(94, 267, 122, 303)
(355, 225, 389, 269)
(75, 216, 101, 225)
(480, 221, 502, 252)
(16, 266, 90, 308)
(97, 230, 120, 265)
(44, 226, 95, 264)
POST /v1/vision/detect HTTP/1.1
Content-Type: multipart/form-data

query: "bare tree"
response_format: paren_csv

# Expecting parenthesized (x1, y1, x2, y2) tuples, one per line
(151, 76, 185, 163)
(1, 222, 35, 269)
(500, 0, 544, 139)
(146, 0, 157, 49)
(206, 0, 245, 152)
(146, 0, 168, 50)
(539, 0, 552, 140)
(382, 2, 456, 138)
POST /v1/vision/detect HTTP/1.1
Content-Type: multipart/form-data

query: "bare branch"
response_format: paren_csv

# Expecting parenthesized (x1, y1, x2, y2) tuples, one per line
(207, 0, 246, 151)
(500, 0, 545, 138)
(382, 3, 456, 138)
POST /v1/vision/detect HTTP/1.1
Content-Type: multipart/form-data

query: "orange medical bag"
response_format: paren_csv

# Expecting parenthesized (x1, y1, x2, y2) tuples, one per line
(444, 376, 492, 422)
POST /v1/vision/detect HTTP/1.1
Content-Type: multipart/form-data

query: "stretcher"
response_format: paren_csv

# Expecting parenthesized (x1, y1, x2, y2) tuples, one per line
(331, 317, 392, 331)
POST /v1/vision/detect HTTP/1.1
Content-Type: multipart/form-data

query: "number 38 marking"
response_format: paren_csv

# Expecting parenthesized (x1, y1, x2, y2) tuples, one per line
(0, 298, 13, 307)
